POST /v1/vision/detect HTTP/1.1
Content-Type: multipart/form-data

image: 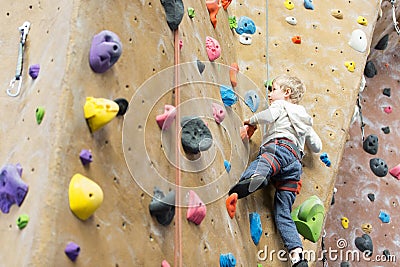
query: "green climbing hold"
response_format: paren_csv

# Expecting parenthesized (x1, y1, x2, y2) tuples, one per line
(229, 16, 237, 30)
(187, 7, 195, 18)
(291, 195, 325, 243)
(36, 106, 45, 125)
(16, 214, 29, 229)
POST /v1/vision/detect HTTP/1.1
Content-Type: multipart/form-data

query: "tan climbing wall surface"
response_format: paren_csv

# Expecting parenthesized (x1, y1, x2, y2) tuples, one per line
(324, 1, 400, 266)
(0, 0, 382, 267)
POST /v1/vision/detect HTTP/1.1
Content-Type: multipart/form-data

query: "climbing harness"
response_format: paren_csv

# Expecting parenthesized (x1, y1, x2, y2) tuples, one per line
(391, 0, 400, 35)
(356, 93, 366, 141)
(6, 21, 31, 97)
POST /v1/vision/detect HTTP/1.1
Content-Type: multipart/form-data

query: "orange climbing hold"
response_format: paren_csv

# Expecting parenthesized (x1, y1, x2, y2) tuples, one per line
(229, 63, 239, 88)
(226, 193, 238, 219)
(206, 0, 219, 28)
(221, 0, 232, 10)
(292, 36, 301, 44)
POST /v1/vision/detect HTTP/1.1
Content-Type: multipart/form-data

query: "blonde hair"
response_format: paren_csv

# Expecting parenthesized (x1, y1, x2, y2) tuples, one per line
(272, 75, 306, 104)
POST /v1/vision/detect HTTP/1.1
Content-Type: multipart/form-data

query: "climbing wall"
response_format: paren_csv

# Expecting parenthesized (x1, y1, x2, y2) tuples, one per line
(0, 1, 381, 267)
(324, 1, 400, 266)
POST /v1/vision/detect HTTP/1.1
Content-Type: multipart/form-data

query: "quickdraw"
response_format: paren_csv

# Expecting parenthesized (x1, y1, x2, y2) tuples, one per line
(356, 93, 366, 142)
(6, 21, 31, 97)
(391, 0, 400, 35)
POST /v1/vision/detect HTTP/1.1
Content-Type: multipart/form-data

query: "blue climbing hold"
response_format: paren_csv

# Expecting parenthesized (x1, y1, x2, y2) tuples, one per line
(379, 211, 390, 223)
(304, 0, 314, 10)
(320, 153, 331, 167)
(224, 160, 231, 173)
(244, 90, 260, 112)
(220, 253, 236, 267)
(235, 16, 256, 35)
(249, 212, 262, 245)
(220, 85, 237, 106)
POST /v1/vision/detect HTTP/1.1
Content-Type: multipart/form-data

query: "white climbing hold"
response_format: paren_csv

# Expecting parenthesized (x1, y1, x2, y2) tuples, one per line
(348, 29, 367, 53)
(285, 16, 297, 25)
(239, 33, 252, 45)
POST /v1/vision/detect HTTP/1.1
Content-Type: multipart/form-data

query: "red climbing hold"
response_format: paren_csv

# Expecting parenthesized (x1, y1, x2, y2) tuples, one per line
(384, 106, 392, 114)
(229, 63, 239, 88)
(226, 193, 238, 219)
(389, 164, 400, 180)
(206, 0, 219, 28)
(186, 190, 206, 225)
(156, 105, 176, 130)
(292, 36, 301, 44)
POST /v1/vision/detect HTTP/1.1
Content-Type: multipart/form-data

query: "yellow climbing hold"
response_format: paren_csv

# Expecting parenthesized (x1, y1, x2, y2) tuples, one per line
(357, 16, 368, 26)
(284, 0, 294, 10)
(344, 61, 356, 72)
(361, 223, 372, 234)
(69, 173, 104, 221)
(84, 97, 119, 132)
(341, 217, 349, 229)
(331, 9, 343, 19)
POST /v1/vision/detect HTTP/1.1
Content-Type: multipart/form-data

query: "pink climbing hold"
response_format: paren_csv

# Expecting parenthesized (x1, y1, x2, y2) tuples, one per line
(384, 106, 392, 114)
(186, 190, 206, 225)
(389, 164, 400, 180)
(212, 103, 225, 124)
(156, 105, 177, 130)
(206, 36, 221, 61)
(161, 260, 171, 267)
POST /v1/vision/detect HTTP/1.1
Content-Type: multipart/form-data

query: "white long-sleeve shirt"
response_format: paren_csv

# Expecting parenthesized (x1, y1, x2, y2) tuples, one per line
(249, 100, 322, 153)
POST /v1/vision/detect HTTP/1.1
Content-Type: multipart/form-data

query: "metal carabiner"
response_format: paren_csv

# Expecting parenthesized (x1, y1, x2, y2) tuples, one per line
(6, 21, 30, 97)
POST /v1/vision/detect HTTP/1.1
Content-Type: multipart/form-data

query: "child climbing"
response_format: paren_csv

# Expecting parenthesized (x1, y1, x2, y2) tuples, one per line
(227, 75, 322, 267)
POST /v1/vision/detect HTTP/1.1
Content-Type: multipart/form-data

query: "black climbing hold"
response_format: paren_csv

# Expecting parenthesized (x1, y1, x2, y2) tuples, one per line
(181, 116, 213, 154)
(114, 98, 129, 116)
(364, 61, 377, 78)
(160, 0, 184, 31)
(374, 34, 389, 50)
(149, 187, 176, 226)
(362, 134, 378, 155)
(381, 126, 390, 134)
(340, 262, 350, 267)
(383, 88, 391, 97)
(197, 60, 205, 74)
(383, 249, 390, 259)
(355, 234, 373, 257)
(369, 158, 388, 177)
(367, 193, 375, 202)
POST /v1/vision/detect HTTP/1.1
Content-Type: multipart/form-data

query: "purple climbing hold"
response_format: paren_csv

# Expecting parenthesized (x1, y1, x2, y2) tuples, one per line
(369, 158, 388, 177)
(160, 0, 184, 31)
(149, 187, 176, 226)
(249, 212, 262, 245)
(65, 242, 81, 261)
(0, 163, 29, 214)
(89, 30, 122, 73)
(79, 149, 93, 165)
(220, 85, 237, 106)
(235, 16, 256, 35)
(363, 134, 378, 155)
(379, 210, 390, 223)
(29, 64, 40, 79)
(304, 0, 314, 10)
(244, 90, 260, 112)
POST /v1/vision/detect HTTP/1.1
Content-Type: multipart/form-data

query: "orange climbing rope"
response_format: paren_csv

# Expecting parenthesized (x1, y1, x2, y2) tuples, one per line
(173, 29, 183, 267)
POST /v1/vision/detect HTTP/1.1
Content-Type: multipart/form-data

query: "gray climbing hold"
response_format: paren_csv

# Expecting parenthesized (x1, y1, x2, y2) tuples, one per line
(149, 187, 176, 226)
(369, 158, 388, 177)
(364, 61, 377, 78)
(340, 262, 350, 267)
(374, 34, 388, 50)
(367, 193, 375, 202)
(160, 0, 184, 31)
(362, 134, 378, 155)
(355, 234, 373, 257)
(383, 88, 391, 97)
(181, 116, 213, 154)
(383, 249, 391, 260)
(197, 60, 205, 74)
(381, 126, 390, 134)
(244, 90, 260, 112)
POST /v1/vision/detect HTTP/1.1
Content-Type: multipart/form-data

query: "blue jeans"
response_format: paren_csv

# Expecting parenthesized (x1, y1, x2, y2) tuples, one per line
(240, 143, 303, 251)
